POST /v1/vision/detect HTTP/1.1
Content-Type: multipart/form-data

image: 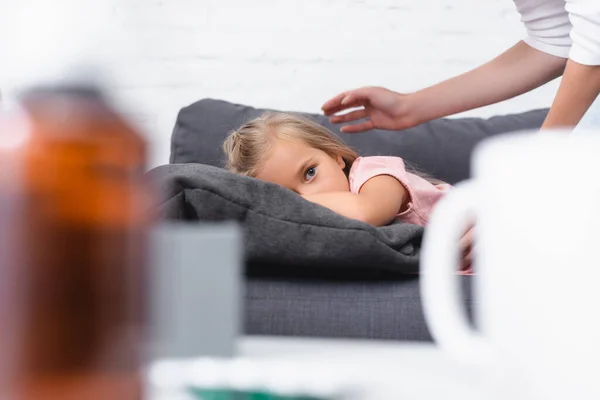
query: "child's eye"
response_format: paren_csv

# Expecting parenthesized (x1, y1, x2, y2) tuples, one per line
(304, 167, 317, 181)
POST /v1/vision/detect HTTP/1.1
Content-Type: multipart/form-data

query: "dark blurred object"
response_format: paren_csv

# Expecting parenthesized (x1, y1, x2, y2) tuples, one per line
(0, 84, 151, 399)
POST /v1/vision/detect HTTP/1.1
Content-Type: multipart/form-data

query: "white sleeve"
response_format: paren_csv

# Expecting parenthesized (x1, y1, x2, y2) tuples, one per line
(565, 0, 600, 65)
(514, 0, 573, 59)
(514, 0, 600, 65)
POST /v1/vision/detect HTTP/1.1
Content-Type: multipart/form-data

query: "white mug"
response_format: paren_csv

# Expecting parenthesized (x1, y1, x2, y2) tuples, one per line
(421, 130, 600, 399)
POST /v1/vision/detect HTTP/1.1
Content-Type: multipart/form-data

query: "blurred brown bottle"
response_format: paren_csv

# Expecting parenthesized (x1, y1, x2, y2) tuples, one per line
(0, 84, 151, 400)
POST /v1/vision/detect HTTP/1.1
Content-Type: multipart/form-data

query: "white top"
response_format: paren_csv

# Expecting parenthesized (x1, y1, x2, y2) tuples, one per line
(514, 0, 600, 65)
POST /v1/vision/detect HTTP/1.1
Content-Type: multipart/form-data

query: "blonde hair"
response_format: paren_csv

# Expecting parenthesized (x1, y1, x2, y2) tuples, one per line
(223, 112, 358, 177)
(223, 111, 445, 185)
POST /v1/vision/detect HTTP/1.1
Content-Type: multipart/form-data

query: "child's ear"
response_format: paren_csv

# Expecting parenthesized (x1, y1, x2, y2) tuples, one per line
(336, 155, 345, 169)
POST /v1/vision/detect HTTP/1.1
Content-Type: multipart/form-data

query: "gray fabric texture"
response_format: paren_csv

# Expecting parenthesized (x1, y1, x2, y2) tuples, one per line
(245, 276, 473, 340)
(170, 98, 549, 184)
(147, 163, 423, 274)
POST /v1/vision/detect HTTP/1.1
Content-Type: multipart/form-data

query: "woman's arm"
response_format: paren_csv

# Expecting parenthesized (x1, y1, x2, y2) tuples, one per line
(539, 0, 600, 129)
(322, 41, 566, 132)
(542, 61, 600, 128)
(410, 41, 566, 124)
(302, 175, 408, 226)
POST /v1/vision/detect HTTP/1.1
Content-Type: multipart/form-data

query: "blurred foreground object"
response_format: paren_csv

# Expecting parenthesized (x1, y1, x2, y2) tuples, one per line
(0, 83, 151, 399)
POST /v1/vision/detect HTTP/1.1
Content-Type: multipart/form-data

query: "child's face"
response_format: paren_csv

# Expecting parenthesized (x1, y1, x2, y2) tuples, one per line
(255, 138, 350, 195)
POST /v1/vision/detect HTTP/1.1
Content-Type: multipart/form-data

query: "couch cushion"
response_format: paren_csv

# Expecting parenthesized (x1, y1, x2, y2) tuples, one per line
(245, 275, 474, 341)
(148, 163, 424, 274)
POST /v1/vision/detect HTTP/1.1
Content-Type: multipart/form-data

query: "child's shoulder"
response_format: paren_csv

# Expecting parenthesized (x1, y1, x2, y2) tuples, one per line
(349, 156, 407, 179)
(348, 156, 409, 194)
(351, 156, 406, 171)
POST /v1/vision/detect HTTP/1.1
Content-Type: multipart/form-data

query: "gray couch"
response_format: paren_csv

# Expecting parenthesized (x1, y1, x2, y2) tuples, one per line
(170, 98, 548, 341)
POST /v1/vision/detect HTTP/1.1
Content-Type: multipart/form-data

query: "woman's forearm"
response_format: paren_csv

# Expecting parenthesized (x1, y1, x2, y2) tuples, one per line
(410, 41, 567, 124)
(542, 60, 600, 129)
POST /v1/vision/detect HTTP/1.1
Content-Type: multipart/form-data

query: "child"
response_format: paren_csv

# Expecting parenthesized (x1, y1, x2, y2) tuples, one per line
(223, 112, 472, 269)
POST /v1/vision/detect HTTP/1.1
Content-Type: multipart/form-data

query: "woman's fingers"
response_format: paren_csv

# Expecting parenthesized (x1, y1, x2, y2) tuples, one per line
(322, 87, 373, 116)
(322, 97, 366, 116)
(340, 120, 374, 133)
(330, 108, 368, 124)
(321, 92, 349, 115)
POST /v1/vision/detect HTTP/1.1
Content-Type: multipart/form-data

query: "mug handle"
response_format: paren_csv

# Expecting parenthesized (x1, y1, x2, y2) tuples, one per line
(420, 180, 493, 364)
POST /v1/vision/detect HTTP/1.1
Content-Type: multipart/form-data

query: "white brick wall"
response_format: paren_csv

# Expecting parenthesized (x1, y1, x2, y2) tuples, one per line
(1, 0, 560, 168)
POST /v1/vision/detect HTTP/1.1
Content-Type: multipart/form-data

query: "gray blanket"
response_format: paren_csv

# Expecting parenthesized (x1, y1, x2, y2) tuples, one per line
(148, 163, 424, 274)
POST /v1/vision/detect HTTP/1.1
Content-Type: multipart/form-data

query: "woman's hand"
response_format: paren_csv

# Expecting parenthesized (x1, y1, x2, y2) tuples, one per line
(321, 87, 419, 133)
(322, 42, 566, 134)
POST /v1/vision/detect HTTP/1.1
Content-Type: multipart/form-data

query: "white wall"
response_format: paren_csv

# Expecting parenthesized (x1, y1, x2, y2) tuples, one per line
(1, 0, 560, 168)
